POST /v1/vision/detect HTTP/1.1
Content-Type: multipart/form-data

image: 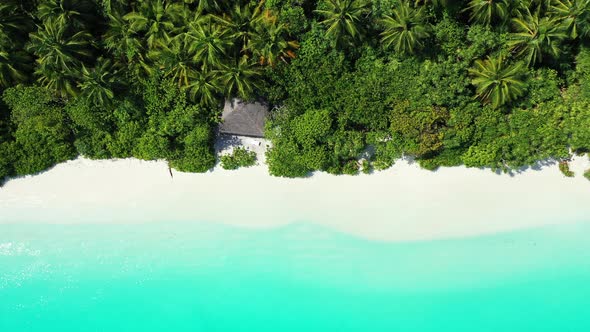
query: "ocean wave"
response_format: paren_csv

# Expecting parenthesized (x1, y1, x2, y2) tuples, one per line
(0, 242, 41, 257)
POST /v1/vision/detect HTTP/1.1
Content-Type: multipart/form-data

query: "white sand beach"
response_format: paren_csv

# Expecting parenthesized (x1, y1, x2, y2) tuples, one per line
(1, 137, 589, 241)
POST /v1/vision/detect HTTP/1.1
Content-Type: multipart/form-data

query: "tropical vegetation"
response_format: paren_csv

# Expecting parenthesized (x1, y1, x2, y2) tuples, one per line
(0, 0, 590, 184)
(220, 147, 257, 170)
(559, 161, 575, 177)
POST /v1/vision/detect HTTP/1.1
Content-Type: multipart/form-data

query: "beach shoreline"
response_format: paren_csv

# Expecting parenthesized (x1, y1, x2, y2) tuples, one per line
(1, 137, 589, 242)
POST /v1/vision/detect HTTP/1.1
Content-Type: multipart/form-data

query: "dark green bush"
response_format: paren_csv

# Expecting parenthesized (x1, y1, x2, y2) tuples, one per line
(0, 142, 16, 185)
(361, 159, 371, 174)
(342, 160, 359, 175)
(2, 86, 76, 176)
(169, 125, 216, 172)
(220, 147, 257, 170)
(559, 161, 575, 177)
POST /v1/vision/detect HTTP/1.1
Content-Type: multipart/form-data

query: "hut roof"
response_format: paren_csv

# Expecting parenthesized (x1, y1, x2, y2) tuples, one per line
(218, 99, 269, 138)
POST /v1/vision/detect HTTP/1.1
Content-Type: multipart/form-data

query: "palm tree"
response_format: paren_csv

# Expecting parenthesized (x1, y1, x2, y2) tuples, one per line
(414, 0, 449, 6)
(218, 56, 261, 99)
(185, 0, 223, 13)
(550, 0, 590, 39)
(28, 19, 93, 97)
(186, 69, 221, 106)
(379, 1, 430, 55)
(103, 11, 144, 64)
(314, 0, 369, 47)
(185, 17, 232, 70)
(78, 58, 119, 108)
(0, 50, 30, 88)
(0, 2, 32, 47)
(101, 0, 129, 15)
(37, 0, 95, 29)
(212, 2, 263, 53)
(464, 0, 510, 25)
(530, 0, 554, 12)
(124, 0, 186, 50)
(28, 19, 93, 72)
(468, 56, 527, 109)
(510, 0, 553, 17)
(508, 10, 567, 66)
(0, 2, 32, 87)
(36, 63, 79, 98)
(147, 36, 197, 88)
(248, 16, 299, 66)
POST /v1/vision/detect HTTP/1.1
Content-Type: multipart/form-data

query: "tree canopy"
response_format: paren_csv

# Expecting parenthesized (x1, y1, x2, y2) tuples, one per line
(0, 0, 589, 184)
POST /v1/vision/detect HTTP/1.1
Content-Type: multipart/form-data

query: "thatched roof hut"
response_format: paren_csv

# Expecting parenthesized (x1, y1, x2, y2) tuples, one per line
(218, 99, 269, 138)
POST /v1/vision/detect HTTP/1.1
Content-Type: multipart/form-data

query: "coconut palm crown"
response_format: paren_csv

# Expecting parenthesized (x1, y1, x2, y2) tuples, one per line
(468, 56, 528, 109)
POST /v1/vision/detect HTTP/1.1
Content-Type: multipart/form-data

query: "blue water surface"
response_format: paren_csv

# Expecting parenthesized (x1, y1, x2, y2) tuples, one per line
(1, 220, 590, 331)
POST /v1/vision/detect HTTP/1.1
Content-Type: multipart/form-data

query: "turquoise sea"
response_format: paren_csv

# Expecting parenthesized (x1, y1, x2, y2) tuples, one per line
(1, 220, 590, 331)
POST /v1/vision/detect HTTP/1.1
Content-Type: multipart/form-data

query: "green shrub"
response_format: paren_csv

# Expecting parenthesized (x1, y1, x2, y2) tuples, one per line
(372, 160, 392, 171)
(418, 158, 441, 171)
(66, 98, 112, 132)
(134, 131, 170, 161)
(342, 160, 359, 175)
(169, 146, 215, 173)
(0, 142, 16, 186)
(169, 125, 216, 173)
(108, 120, 142, 158)
(361, 159, 371, 174)
(266, 139, 313, 177)
(330, 130, 365, 160)
(576, 46, 590, 100)
(74, 131, 113, 159)
(365, 132, 401, 170)
(559, 161, 575, 177)
(3, 86, 76, 176)
(292, 109, 332, 146)
(584, 169, 590, 181)
(220, 147, 257, 170)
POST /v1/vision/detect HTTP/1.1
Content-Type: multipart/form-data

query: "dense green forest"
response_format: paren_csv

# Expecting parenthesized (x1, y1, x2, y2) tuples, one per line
(1, 0, 590, 183)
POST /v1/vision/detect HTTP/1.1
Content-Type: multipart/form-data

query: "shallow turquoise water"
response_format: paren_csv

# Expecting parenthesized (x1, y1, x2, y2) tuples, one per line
(2, 221, 590, 331)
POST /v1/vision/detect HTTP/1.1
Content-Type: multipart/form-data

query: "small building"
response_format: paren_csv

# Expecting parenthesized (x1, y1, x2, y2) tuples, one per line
(218, 99, 269, 138)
